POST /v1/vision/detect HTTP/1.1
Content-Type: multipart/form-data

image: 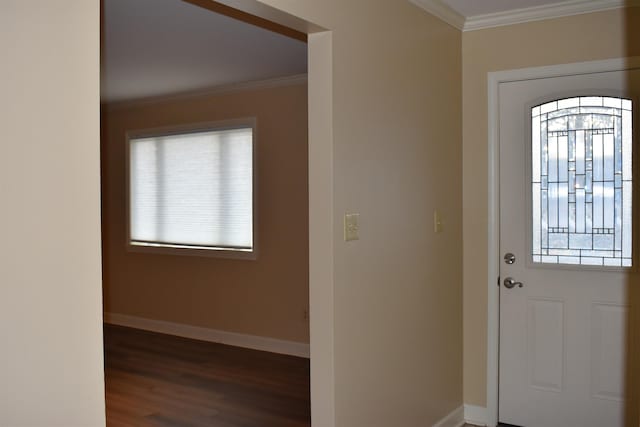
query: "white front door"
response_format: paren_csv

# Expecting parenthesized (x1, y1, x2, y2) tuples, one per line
(499, 69, 639, 427)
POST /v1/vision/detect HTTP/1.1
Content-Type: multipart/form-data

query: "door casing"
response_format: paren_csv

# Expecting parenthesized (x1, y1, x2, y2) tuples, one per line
(486, 57, 640, 427)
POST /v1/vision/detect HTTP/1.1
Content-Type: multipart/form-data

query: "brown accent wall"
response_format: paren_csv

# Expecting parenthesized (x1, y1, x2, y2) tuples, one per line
(101, 83, 309, 344)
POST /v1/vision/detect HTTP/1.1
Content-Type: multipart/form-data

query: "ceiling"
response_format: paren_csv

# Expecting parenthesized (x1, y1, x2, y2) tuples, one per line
(101, 0, 307, 103)
(440, 0, 569, 17)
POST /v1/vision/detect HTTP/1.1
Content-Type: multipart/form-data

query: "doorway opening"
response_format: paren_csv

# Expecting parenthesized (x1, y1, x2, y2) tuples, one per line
(99, 1, 317, 424)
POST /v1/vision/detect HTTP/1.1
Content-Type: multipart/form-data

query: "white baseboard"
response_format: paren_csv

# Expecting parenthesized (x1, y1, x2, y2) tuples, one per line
(104, 312, 310, 358)
(464, 404, 488, 426)
(433, 405, 465, 427)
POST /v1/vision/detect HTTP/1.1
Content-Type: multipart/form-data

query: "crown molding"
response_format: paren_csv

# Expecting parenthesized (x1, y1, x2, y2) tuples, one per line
(410, 0, 636, 32)
(464, 0, 636, 31)
(103, 73, 308, 111)
(409, 0, 465, 30)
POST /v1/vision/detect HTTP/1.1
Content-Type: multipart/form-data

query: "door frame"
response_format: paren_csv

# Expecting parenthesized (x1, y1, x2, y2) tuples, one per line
(486, 56, 640, 427)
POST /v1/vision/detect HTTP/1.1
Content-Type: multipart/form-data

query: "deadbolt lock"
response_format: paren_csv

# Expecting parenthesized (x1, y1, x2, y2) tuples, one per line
(504, 252, 516, 265)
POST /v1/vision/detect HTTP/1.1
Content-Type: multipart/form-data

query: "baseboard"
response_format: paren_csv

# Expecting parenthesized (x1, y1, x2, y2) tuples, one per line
(433, 405, 465, 427)
(464, 404, 488, 426)
(104, 312, 310, 358)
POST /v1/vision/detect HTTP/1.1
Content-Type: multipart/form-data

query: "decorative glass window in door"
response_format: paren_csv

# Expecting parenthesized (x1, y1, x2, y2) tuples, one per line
(531, 96, 633, 267)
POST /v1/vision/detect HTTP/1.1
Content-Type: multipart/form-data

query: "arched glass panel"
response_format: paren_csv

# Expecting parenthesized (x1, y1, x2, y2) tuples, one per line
(531, 96, 633, 267)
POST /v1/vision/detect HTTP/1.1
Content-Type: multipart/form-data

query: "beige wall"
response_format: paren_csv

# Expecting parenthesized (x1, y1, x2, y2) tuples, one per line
(251, 1, 464, 426)
(0, 1, 105, 426)
(462, 7, 640, 407)
(102, 83, 310, 344)
(1, 1, 463, 425)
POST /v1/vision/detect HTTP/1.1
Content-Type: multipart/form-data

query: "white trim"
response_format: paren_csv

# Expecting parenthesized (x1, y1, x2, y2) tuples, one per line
(307, 31, 336, 427)
(486, 63, 501, 427)
(104, 312, 310, 358)
(103, 73, 308, 111)
(409, 0, 465, 30)
(432, 405, 465, 427)
(487, 57, 640, 427)
(463, 404, 488, 426)
(464, 0, 635, 32)
(409, 0, 636, 32)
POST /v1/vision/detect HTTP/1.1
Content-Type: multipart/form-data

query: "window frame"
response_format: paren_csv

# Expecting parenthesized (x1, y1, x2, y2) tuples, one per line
(125, 118, 258, 260)
(525, 91, 637, 272)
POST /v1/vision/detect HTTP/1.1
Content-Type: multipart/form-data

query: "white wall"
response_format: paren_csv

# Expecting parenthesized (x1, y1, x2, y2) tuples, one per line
(0, 2, 105, 426)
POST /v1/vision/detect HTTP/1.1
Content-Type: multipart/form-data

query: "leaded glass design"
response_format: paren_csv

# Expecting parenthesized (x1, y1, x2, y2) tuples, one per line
(532, 96, 633, 267)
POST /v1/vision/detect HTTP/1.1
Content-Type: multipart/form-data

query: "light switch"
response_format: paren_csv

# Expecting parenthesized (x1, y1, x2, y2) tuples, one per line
(344, 213, 359, 241)
(434, 210, 443, 233)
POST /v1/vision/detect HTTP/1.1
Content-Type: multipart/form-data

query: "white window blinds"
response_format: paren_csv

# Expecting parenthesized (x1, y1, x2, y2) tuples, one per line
(129, 127, 254, 251)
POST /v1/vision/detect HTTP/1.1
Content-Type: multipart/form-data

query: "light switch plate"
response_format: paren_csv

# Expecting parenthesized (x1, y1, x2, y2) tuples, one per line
(344, 213, 359, 241)
(434, 210, 443, 233)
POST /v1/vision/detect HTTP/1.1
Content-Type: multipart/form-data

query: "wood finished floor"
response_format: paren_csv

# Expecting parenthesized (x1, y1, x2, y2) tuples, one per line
(104, 324, 311, 427)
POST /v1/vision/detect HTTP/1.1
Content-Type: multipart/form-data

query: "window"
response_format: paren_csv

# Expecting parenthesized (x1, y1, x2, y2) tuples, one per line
(531, 96, 632, 267)
(127, 120, 256, 257)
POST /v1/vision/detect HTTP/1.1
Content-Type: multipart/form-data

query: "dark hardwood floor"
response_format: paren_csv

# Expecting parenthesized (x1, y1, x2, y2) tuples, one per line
(104, 324, 311, 427)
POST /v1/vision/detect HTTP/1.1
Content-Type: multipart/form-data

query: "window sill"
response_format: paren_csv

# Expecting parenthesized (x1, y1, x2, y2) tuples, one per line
(127, 242, 257, 260)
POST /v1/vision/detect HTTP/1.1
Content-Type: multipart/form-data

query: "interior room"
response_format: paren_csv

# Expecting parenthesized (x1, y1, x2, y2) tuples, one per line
(2, 1, 640, 427)
(100, 0, 311, 424)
